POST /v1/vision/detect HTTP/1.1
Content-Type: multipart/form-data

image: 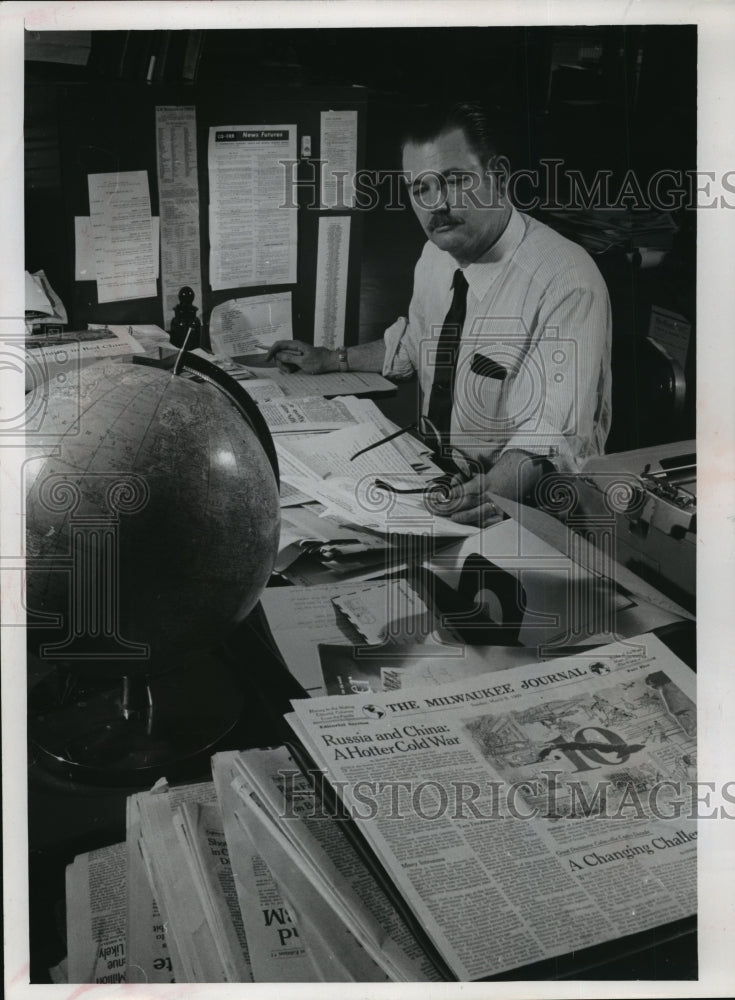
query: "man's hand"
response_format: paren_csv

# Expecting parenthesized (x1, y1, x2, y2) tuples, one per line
(427, 471, 501, 527)
(263, 339, 336, 374)
(425, 450, 547, 528)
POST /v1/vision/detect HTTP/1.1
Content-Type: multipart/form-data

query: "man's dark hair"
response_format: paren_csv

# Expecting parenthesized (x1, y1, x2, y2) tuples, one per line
(400, 102, 500, 165)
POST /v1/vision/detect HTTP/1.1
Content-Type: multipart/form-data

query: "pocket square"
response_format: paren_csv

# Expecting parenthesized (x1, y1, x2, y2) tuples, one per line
(470, 353, 507, 380)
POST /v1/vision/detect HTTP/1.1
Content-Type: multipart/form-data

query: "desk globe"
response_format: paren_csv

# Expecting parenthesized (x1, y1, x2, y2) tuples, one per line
(25, 354, 280, 781)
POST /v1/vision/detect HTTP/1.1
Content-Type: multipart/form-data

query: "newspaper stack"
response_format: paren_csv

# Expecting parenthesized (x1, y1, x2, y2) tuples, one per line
(63, 632, 697, 983)
(131, 780, 251, 982)
(224, 746, 444, 980)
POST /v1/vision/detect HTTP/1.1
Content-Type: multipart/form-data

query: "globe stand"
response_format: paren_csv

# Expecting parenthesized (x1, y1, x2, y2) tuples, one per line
(28, 651, 245, 786)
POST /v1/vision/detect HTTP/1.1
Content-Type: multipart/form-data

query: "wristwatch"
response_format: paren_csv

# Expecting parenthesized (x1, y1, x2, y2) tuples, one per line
(336, 346, 349, 372)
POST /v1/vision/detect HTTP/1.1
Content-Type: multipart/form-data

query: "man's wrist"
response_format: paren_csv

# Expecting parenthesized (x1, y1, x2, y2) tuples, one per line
(336, 346, 349, 372)
(322, 348, 340, 373)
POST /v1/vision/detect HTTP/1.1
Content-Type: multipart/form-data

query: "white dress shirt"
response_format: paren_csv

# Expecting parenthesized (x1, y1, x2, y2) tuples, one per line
(383, 206, 612, 474)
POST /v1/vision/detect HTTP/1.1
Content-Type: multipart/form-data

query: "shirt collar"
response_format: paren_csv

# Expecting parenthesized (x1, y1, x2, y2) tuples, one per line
(461, 206, 526, 301)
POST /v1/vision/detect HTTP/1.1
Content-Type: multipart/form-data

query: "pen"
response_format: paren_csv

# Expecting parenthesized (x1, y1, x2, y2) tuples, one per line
(350, 423, 417, 461)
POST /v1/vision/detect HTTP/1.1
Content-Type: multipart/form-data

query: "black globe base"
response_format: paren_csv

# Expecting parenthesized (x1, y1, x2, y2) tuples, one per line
(28, 652, 245, 786)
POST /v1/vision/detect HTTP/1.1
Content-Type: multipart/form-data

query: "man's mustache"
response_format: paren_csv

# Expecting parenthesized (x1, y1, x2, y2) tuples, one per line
(429, 213, 460, 231)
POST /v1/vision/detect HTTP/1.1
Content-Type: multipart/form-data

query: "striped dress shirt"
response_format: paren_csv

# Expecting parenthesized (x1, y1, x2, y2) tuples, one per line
(383, 206, 612, 474)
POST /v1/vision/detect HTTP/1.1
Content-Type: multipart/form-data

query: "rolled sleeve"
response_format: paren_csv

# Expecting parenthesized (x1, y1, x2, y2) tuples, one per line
(499, 280, 612, 473)
(381, 316, 415, 380)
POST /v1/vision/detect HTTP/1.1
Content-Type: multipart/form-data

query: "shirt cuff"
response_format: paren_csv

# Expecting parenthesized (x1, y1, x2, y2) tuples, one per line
(381, 316, 414, 380)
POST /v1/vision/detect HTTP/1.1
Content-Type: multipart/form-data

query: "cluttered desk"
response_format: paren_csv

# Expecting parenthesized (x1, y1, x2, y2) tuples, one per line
(24, 305, 697, 984)
(17, 68, 700, 985)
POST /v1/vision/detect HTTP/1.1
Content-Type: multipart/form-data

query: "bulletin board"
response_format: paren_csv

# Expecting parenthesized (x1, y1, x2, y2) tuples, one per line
(57, 82, 367, 348)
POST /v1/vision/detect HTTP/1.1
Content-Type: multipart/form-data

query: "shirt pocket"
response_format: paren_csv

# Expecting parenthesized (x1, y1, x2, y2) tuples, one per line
(456, 343, 537, 436)
(454, 349, 509, 435)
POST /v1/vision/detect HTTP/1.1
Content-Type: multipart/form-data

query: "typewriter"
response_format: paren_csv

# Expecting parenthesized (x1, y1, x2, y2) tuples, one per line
(577, 441, 695, 612)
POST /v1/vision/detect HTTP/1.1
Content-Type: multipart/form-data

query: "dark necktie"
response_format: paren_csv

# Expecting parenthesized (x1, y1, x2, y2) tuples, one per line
(426, 268, 468, 447)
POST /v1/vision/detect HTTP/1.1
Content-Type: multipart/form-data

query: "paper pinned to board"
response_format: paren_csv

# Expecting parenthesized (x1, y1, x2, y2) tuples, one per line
(155, 106, 203, 324)
(75, 216, 159, 281)
(88, 171, 157, 303)
(320, 109, 357, 209)
(209, 291, 292, 357)
(208, 124, 297, 290)
(313, 216, 350, 350)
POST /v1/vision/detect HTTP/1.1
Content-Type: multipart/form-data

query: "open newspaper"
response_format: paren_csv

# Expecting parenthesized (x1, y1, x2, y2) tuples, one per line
(286, 632, 696, 981)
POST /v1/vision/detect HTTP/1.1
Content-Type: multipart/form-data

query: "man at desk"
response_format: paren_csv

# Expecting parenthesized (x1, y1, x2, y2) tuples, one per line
(267, 103, 612, 526)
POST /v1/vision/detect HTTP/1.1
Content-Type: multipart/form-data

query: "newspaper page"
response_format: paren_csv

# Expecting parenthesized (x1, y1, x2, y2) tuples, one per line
(232, 778, 390, 981)
(174, 801, 253, 981)
(258, 394, 365, 434)
(211, 751, 319, 982)
(208, 125, 297, 289)
(134, 780, 219, 983)
(125, 794, 176, 983)
(287, 632, 697, 981)
(66, 842, 127, 984)
(232, 746, 443, 981)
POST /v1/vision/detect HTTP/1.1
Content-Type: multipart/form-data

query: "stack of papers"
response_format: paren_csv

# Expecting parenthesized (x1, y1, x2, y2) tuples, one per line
(226, 746, 442, 981)
(274, 421, 478, 538)
(25, 269, 68, 332)
(259, 394, 383, 435)
(285, 633, 698, 981)
(130, 779, 250, 982)
(24, 323, 146, 392)
(243, 365, 395, 398)
(61, 631, 696, 984)
(210, 752, 320, 981)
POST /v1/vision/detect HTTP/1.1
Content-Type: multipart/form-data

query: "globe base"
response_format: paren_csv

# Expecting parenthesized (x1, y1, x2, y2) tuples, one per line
(28, 651, 245, 785)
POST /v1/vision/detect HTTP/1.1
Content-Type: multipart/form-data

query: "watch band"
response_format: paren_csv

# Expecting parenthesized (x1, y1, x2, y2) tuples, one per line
(336, 346, 349, 372)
